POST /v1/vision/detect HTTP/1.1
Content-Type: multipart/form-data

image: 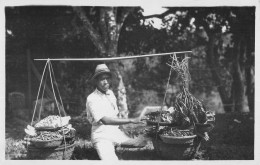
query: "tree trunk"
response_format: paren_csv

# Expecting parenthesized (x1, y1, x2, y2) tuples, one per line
(245, 61, 254, 114)
(108, 62, 128, 118)
(73, 7, 130, 117)
(232, 7, 254, 113)
(245, 32, 254, 114)
(102, 7, 128, 117)
(72, 7, 107, 56)
(232, 37, 247, 112)
(206, 34, 233, 112)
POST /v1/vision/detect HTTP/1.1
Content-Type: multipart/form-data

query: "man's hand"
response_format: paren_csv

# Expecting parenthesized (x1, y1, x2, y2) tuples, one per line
(101, 116, 144, 125)
(130, 117, 144, 124)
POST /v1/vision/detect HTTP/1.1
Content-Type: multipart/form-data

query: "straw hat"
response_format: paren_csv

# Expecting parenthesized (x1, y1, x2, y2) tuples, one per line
(90, 64, 112, 81)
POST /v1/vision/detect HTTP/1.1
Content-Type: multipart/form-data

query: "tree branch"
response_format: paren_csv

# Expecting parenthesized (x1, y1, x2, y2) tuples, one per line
(117, 7, 134, 41)
(99, 8, 108, 46)
(71, 15, 85, 35)
(118, 7, 134, 25)
(72, 7, 107, 56)
(105, 7, 119, 56)
(106, 7, 117, 41)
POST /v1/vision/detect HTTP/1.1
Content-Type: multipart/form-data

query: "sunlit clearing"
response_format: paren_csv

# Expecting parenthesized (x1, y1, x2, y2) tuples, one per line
(143, 18, 164, 29)
(222, 26, 227, 33)
(190, 18, 195, 25)
(141, 6, 168, 29)
(7, 29, 14, 36)
(141, 6, 168, 16)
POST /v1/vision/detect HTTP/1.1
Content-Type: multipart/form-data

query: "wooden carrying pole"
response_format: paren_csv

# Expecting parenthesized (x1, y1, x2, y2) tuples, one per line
(34, 51, 192, 61)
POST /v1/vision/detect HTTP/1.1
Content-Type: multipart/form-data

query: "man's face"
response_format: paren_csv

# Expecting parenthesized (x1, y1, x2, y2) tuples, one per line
(96, 73, 111, 92)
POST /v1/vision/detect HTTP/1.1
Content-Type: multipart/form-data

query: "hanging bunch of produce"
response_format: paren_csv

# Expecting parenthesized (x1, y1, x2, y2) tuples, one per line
(145, 53, 215, 145)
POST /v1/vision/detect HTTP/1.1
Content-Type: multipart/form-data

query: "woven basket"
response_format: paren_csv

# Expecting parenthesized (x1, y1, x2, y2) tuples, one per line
(152, 136, 202, 160)
(34, 124, 69, 131)
(34, 126, 62, 132)
(146, 120, 178, 126)
(30, 138, 63, 148)
(159, 134, 196, 144)
(26, 142, 75, 160)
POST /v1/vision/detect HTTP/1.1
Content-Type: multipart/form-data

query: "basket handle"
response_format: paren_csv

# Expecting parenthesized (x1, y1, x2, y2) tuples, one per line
(31, 60, 49, 126)
(48, 61, 66, 118)
(31, 60, 66, 126)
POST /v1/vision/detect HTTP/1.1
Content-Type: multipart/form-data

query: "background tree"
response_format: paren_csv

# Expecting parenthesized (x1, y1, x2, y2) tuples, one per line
(136, 7, 255, 113)
(6, 6, 143, 117)
(5, 6, 254, 118)
(72, 7, 141, 116)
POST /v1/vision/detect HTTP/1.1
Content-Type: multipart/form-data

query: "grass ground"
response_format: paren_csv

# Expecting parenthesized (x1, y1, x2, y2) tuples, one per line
(5, 111, 254, 160)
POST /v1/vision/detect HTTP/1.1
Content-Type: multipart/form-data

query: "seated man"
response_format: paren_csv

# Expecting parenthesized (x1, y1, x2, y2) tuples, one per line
(86, 64, 146, 160)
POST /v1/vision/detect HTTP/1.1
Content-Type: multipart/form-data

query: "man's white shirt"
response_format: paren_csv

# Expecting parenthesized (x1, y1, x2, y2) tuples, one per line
(86, 89, 127, 144)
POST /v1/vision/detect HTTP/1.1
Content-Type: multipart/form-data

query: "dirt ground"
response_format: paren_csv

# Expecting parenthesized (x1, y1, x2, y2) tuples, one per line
(5, 112, 254, 160)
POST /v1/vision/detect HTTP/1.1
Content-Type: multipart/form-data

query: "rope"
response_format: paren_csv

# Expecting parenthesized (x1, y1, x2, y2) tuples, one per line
(48, 61, 64, 119)
(38, 73, 48, 121)
(31, 59, 49, 126)
(48, 61, 67, 159)
(49, 62, 66, 115)
(155, 53, 175, 140)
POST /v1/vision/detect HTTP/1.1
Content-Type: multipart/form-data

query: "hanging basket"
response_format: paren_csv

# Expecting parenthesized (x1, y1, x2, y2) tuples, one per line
(26, 142, 75, 160)
(146, 120, 177, 126)
(152, 136, 202, 160)
(159, 134, 196, 144)
(34, 126, 64, 132)
(24, 60, 76, 160)
(29, 138, 63, 148)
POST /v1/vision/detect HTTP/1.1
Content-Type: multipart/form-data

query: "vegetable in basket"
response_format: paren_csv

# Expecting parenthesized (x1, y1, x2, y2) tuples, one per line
(34, 115, 71, 128)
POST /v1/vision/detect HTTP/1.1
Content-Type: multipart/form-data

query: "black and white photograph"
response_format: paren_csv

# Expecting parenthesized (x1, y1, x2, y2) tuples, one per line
(1, 0, 259, 163)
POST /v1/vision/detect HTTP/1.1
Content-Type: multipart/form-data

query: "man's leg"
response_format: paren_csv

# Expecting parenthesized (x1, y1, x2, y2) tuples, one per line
(113, 129, 148, 148)
(120, 134, 148, 148)
(94, 140, 118, 160)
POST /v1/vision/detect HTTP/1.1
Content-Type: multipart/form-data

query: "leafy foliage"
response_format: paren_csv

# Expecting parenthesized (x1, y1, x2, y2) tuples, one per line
(5, 6, 254, 115)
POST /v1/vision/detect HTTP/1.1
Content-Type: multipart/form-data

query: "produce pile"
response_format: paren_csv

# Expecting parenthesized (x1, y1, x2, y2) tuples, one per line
(146, 111, 173, 124)
(161, 127, 195, 137)
(24, 115, 76, 148)
(34, 115, 71, 129)
(30, 131, 63, 141)
(145, 55, 215, 142)
(34, 115, 71, 128)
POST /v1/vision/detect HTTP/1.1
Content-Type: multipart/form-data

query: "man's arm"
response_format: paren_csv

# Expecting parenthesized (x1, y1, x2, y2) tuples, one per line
(100, 116, 142, 125)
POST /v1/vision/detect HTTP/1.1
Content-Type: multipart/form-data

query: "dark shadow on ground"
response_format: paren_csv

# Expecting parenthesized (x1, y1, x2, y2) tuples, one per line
(71, 145, 100, 160)
(200, 112, 254, 160)
(69, 115, 92, 140)
(117, 148, 160, 160)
